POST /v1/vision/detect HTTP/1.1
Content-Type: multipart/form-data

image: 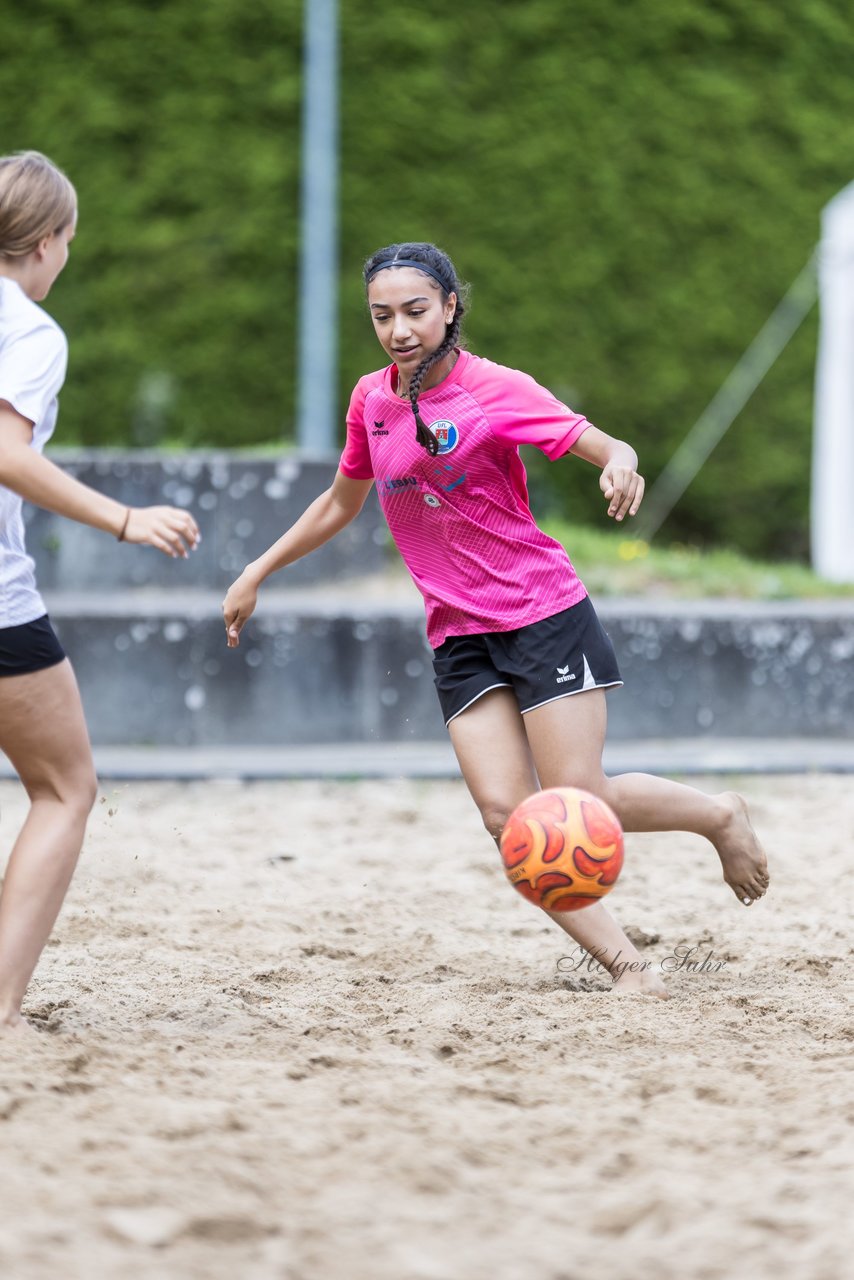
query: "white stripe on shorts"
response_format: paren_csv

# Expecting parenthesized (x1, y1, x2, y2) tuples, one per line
(444, 682, 512, 726)
(520, 680, 624, 716)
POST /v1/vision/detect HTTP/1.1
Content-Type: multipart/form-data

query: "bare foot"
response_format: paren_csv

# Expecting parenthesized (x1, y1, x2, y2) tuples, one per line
(0, 1015, 39, 1039)
(612, 966, 670, 1000)
(712, 792, 770, 905)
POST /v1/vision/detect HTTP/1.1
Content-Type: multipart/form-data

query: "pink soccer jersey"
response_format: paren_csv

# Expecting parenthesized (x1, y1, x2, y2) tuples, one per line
(339, 350, 592, 647)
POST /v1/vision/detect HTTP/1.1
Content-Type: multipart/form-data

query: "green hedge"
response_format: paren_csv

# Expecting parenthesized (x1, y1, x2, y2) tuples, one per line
(1, 0, 303, 447)
(2, 0, 853, 558)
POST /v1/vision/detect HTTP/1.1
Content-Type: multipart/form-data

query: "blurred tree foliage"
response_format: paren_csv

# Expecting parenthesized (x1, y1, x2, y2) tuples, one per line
(2, 0, 852, 557)
(1, 0, 302, 450)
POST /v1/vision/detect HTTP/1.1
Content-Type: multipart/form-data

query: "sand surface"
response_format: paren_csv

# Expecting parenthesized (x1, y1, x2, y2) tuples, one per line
(0, 772, 852, 1280)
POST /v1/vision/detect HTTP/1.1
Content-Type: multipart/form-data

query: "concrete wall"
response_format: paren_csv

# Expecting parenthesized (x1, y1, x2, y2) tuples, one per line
(44, 594, 854, 748)
(25, 451, 386, 589)
(26, 452, 854, 750)
(601, 600, 854, 740)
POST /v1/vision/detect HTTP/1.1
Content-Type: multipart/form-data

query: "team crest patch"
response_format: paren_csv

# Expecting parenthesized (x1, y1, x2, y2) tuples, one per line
(428, 420, 459, 454)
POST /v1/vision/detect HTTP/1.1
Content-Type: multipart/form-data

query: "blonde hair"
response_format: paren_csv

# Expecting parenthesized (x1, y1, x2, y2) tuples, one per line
(0, 151, 77, 259)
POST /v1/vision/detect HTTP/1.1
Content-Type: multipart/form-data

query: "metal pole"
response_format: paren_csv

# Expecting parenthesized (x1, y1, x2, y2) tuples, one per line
(296, 0, 338, 454)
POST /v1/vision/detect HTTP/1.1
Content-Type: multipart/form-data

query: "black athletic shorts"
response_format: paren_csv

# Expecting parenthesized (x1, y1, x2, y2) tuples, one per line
(432, 596, 622, 726)
(0, 614, 66, 677)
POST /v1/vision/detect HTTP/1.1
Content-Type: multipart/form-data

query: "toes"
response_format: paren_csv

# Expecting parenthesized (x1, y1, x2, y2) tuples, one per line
(727, 869, 769, 904)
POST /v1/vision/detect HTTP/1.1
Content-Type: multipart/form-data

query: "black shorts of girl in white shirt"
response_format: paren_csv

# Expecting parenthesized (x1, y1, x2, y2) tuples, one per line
(0, 614, 66, 677)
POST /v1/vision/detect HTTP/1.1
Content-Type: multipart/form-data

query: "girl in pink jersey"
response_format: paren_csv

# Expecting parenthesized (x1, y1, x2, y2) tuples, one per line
(223, 242, 769, 998)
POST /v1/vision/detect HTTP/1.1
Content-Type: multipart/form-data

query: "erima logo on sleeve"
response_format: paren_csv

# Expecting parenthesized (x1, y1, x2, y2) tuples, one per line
(372, 420, 389, 436)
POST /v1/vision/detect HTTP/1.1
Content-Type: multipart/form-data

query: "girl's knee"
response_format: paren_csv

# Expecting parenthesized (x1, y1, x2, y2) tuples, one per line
(28, 767, 98, 816)
(64, 768, 98, 819)
(480, 802, 514, 844)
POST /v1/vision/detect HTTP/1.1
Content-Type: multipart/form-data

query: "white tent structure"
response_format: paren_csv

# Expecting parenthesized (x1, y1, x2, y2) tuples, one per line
(812, 180, 854, 582)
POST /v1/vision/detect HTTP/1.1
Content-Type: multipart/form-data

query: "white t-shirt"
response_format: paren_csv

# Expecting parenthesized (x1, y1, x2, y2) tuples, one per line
(0, 277, 68, 627)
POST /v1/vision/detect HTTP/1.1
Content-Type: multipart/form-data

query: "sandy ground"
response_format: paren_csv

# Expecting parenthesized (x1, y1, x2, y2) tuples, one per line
(0, 772, 852, 1280)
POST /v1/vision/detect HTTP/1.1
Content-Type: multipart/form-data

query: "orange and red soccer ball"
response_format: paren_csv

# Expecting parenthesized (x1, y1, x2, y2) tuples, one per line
(499, 787, 624, 912)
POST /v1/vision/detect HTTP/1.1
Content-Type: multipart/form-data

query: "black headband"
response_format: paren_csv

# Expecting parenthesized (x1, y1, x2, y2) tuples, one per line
(367, 258, 451, 292)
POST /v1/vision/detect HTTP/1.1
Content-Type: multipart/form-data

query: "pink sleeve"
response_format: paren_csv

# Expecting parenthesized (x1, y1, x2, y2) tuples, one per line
(339, 378, 374, 479)
(473, 362, 593, 459)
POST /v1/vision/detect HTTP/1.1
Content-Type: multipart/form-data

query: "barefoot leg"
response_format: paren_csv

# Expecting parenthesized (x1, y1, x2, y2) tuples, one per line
(0, 661, 98, 1028)
(448, 688, 668, 998)
(524, 691, 770, 905)
(545, 901, 669, 999)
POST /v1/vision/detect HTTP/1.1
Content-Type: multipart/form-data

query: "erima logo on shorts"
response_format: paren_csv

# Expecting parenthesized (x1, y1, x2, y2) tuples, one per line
(556, 665, 577, 684)
(428, 420, 459, 454)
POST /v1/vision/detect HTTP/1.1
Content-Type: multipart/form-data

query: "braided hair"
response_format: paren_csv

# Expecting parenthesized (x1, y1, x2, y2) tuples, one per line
(364, 242, 467, 456)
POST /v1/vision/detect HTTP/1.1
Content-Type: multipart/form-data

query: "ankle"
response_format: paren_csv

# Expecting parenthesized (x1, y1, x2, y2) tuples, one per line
(602, 944, 645, 980)
(709, 791, 739, 837)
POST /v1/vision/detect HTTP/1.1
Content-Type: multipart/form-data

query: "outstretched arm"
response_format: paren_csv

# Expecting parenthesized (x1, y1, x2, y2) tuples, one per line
(0, 403, 199, 556)
(569, 425, 644, 522)
(222, 469, 375, 647)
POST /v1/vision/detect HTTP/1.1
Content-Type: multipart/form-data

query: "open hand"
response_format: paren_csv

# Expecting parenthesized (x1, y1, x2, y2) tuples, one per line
(123, 506, 200, 557)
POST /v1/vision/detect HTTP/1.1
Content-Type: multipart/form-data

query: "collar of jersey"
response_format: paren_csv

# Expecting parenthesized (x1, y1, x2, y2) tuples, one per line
(382, 348, 468, 402)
